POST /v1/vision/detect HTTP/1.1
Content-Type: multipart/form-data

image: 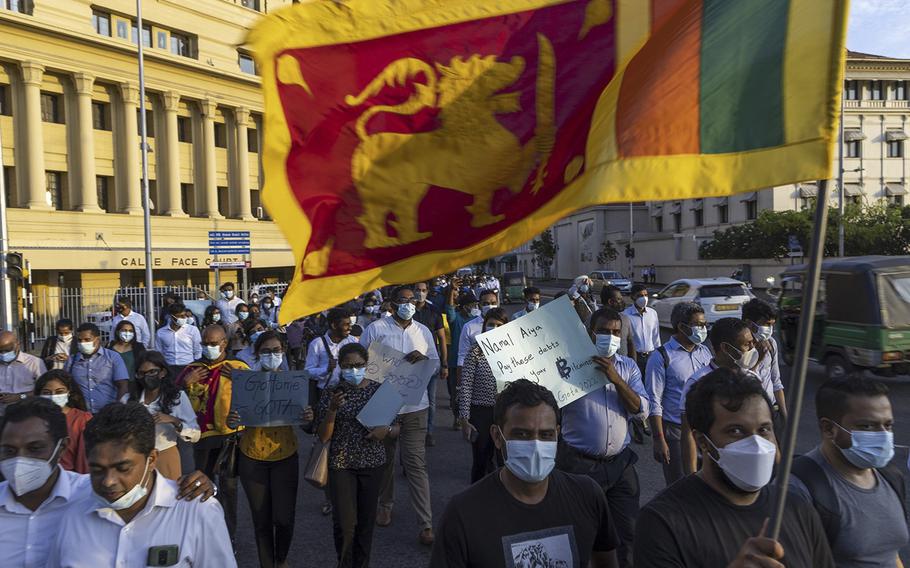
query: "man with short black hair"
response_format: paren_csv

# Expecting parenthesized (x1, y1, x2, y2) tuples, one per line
(432, 379, 619, 568)
(741, 298, 787, 422)
(625, 284, 660, 375)
(156, 303, 202, 377)
(215, 282, 246, 325)
(790, 376, 908, 567)
(635, 368, 834, 567)
(512, 287, 542, 319)
(48, 402, 234, 567)
(600, 285, 635, 358)
(0, 331, 46, 412)
(111, 296, 151, 347)
(65, 323, 129, 413)
(305, 307, 359, 392)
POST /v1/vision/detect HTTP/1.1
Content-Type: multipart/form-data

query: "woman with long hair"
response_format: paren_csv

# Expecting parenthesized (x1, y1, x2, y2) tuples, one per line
(236, 317, 267, 368)
(123, 350, 200, 479)
(34, 370, 92, 473)
(227, 303, 252, 355)
(108, 319, 146, 380)
(202, 304, 225, 330)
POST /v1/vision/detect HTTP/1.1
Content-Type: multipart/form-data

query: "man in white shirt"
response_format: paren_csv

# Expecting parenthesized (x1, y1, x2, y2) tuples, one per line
(214, 282, 246, 325)
(110, 296, 152, 347)
(0, 331, 46, 412)
(305, 308, 358, 391)
(360, 286, 439, 546)
(47, 402, 232, 568)
(624, 284, 661, 374)
(456, 289, 499, 385)
(0, 397, 214, 568)
(155, 303, 202, 376)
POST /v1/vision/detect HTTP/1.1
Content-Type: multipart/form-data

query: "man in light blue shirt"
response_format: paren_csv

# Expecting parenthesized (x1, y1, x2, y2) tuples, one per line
(645, 302, 712, 486)
(110, 296, 151, 347)
(155, 304, 202, 376)
(557, 307, 649, 568)
(65, 323, 129, 413)
(623, 284, 661, 372)
(214, 282, 246, 325)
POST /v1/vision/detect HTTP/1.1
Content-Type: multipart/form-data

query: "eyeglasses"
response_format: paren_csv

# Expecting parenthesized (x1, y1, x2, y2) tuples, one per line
(259, 348, 284, 355)
(395, 298, 418, 305)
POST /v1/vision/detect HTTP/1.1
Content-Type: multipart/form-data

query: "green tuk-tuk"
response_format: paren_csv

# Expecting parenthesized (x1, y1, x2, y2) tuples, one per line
(777, 256, 910, 377)
(502, 271, 528, 304)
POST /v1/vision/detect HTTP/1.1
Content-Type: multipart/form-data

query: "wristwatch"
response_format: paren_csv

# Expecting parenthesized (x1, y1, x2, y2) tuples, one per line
(18, 393, 26, 400)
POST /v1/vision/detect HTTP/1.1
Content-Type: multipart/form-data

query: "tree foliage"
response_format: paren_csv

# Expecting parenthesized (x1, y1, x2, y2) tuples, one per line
(531, 229, 558, 276)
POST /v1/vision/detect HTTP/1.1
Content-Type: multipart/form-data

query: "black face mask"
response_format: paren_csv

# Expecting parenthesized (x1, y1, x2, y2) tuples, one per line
(139, 374, 162, 391)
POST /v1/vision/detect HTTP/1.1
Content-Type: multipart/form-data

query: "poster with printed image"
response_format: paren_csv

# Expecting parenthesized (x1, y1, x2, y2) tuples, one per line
(502, 526, 578, 568)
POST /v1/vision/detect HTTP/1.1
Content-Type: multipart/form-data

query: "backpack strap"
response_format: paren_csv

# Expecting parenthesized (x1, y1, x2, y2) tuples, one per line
(656, 345, 670, 370)
(790, 455, 841, 545)
(320, 336, 336, 389)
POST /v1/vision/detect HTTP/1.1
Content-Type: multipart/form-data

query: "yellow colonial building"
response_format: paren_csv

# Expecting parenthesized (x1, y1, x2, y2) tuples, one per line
(0, 0, 295, 304)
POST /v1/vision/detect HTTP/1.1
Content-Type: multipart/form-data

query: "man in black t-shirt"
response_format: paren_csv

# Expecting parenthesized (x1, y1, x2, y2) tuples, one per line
(634, 368, 834, 567)
(414, 281, 448, 447)
(431, 379, 619, 568)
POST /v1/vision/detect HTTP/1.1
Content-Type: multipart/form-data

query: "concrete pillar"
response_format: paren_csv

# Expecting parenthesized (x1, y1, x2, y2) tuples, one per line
(118, 82, 143, 214)
(199, 99, 222, 218)
(161, 91, 185, 216)
(72, 72, 101, 212)
(19, 62, 50, 210)
(234, 107, 255, 220)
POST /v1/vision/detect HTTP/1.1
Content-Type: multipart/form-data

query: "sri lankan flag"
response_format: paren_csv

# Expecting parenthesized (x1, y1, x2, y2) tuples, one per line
(249, 0, 848, 322)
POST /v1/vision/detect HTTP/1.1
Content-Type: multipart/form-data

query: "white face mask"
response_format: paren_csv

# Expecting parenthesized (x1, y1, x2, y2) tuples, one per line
(212, 313, 222, 323)
(118, 331, 135, 343)
(365, 305, 378, 314)
(0, 439, 62, 497)
(396, 302, 416, 321)
(96, 457, 152, 511)
(706, 434, 777, 492)
(349, 316, 357, 326)
(635, 296, 648, 309)
(175, 317, 188, 327)
(481, 304, 498, 316)
(58, 334, 72, 342)
(594, 333, 621, 358)
(499, 428, 557, 483)
(202, 345, 222, 360)
(78, 341, 96, 356)
(526, 301, 539, 312)
(725, 343, 759, 369)
(42, 393, 69, 408)
(238, 311, 250, 321)
(752, 324, 773, 342)
(260, 353, 283, 370)
(222, 290, 234, 299)
(469, 307, 482, 318)
(682, 324, 708, 345)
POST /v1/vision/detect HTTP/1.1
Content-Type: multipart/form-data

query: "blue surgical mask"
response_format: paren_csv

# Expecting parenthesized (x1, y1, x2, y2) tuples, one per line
(341, 367, 366, 385)
(175, 317, 188, 327)
(834, 422, 895, 469)
(579, 284, 590, 294)
(594, 333, 621, 358)
(249, 331, 263, 344)
(683, 324, 708, 345)
(212, 313, 221, 323)
(118, 331, 135, 343)
(497, 427, 557, 483)
(0, 351, 16, 363)
(260, 353, 283, 371)
(238, 311, 250, 321)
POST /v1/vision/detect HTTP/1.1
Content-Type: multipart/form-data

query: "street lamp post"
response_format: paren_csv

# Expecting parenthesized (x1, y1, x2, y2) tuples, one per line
(137, 0, 156, 347)
(837, 92, 845, 257)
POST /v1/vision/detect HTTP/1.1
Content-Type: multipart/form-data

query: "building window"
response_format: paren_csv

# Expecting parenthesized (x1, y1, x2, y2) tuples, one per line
(897, 81, 908, 101)
(247, 128, 259, 152)
(251, 189, 262, 219)
(239, 52, 257, 75)
(217, 186, 229, 217)
(214, 123, 227, 148)
(889, 195, 905, 207)
(45, 171, 64, 210)
(137, 109, 154, 137)
(845, 140, 861, 158)
(3, 0, 31, 15)
(888, 140, 904, 158)
(91, 101, 110, 131)
(170, 32, 192, 57)
(40, 93, 63, 123)
(718, 203, 729, 224)
(3, 166, 14, 208)
(131, 22, 152, 47)
(116, 19, 128, 39)
(92, 10, 111, 36)
(177, 116, 192, 142)
(157, 31, 168, 50)
(745, 198, 758, 220)
(0, 84, 9, 116)
(844, 80, 858, 100)
(96, 176, 112, 212)
(672, 212, 681, 233)
(870, 80, 883, 100)
(240, 0, 261, 10)
(694, 208, 704, 227)
(180, 183, 193, 216)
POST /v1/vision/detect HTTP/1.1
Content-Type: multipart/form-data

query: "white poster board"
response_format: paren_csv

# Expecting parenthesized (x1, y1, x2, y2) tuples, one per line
(477, 295, 606, 407)
(364, 342, 437, 404)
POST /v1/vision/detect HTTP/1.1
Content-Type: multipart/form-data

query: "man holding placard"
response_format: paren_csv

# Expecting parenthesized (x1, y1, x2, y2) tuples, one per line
(557, 307, 649, 568)
(360, 285, 439, 546)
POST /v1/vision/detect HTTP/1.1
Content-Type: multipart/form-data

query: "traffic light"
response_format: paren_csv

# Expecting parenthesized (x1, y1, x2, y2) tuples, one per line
(625, 245, 635, 259)
(5, 252, 23, 280)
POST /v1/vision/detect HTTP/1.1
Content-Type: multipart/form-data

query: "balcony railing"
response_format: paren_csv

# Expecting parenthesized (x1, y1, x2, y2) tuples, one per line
(844, 99, 910, 109)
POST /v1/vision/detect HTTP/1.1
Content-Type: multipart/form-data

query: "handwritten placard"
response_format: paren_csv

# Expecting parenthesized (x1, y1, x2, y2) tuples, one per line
(477, 295, 606, 407)
(364, 342, 437, 404)
(230, 370, 310, 427)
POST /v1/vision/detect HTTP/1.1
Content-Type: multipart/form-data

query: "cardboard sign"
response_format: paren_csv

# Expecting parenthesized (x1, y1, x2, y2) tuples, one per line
(356, 382, 405, 428)
(476, 295, 606, 407)
(230, 370, 310, 427)
(364, 342, 437, 404)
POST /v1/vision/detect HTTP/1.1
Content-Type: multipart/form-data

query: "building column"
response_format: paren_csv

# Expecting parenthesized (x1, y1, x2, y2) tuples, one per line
(72, 73, 101, 212)
(20, 62, 50, 210)
(118, 82, 143, 214)
(234, 107, 255, 220)
(200, 99, 222, 219)
(162, 91, 185, 216)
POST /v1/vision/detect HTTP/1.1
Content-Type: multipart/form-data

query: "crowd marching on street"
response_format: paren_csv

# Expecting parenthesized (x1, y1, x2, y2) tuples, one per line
(0, 272, 905, 568)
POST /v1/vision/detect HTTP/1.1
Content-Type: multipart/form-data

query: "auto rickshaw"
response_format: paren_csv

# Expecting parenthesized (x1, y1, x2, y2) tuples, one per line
(776, 256, 910, 377)
(502, 271, 528, 304)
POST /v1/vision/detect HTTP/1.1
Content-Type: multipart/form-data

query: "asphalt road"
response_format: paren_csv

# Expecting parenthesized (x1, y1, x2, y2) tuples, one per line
(233, 296, 910, 567)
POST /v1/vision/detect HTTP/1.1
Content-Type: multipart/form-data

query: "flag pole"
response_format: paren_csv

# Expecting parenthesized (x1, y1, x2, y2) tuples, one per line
(769, 178, 830, 540)
(137, 0, 156, 348)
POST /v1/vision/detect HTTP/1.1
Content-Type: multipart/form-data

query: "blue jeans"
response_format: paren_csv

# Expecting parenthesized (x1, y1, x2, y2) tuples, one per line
(426, 370, 439, 433)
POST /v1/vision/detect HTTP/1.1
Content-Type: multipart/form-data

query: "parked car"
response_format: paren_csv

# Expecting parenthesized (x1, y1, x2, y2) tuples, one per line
(777, 256, 910, 378)
(589, 270, 632, 295)
(651, 278, 754, 327)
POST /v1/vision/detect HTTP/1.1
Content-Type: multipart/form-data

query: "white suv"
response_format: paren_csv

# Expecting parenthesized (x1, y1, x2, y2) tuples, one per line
(651, 278, 754, 327)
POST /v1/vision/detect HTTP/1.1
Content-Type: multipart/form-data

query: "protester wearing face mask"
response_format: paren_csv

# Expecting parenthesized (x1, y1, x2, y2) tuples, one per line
(600, 286, 636, 359)
(178, 324, 248, 543)
(110, 296, 152, 347)
(202, 305, 226, 330)
(41, 319, 76, 371)
(108, 319, 146, 380)
(512, 286, 543, 319)
(360, 286, 438, 545)
(124, 351, 199, 480)
(47, 402, 234, 567)
(64, 323, 129, 414)
(316, 343, 395, 568)
(35, 370, 91, 473)
(227, 332, 312, 568)
(456, 289, 499, 396)
(413, 281, 448, 447)
(0, 331, 46, 413)
(679, 317, 758, 475)
(236, 317, 268, 369)
(444, 286, 479, 430)
(433, 379, 620, 568)
(742, 298, 788, 426)
(155, 303, 203, 378)
(216, 282, 246, 325)
(458, 308, 509, 483)
(260, 296, 280, 329)
(636, 368, 834, 567)
(624, 284, 661, 376)
(305, 308, 358, 392)
(556, 308, 649, 568)
(227, 304, 252, 356)
(789, 375, 908, 567)
(644, 302, 712, 486)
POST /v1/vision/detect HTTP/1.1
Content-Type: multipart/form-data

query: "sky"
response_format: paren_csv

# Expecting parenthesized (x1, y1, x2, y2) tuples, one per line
(848, 0, 910, 58)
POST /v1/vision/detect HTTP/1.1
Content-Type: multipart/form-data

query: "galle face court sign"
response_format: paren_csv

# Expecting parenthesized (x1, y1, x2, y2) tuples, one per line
(119, 255, 247, 268)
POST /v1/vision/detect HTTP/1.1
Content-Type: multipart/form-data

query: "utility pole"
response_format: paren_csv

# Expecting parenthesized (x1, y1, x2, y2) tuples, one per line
(0, 123, 14, 331)
(628, 202, 634, 279)
(138, 0, 157, 347)
(837, 90, 845, 257)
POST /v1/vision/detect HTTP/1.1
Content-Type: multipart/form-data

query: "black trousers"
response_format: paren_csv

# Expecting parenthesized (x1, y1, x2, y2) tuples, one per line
(447, 365, 458, 418)
(469, 405, 501, 484)
(194, 436, 239, 544)
(238, 452, 300, 568)
(556, 444, 640, 568)
(328, 466, 384, 568)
